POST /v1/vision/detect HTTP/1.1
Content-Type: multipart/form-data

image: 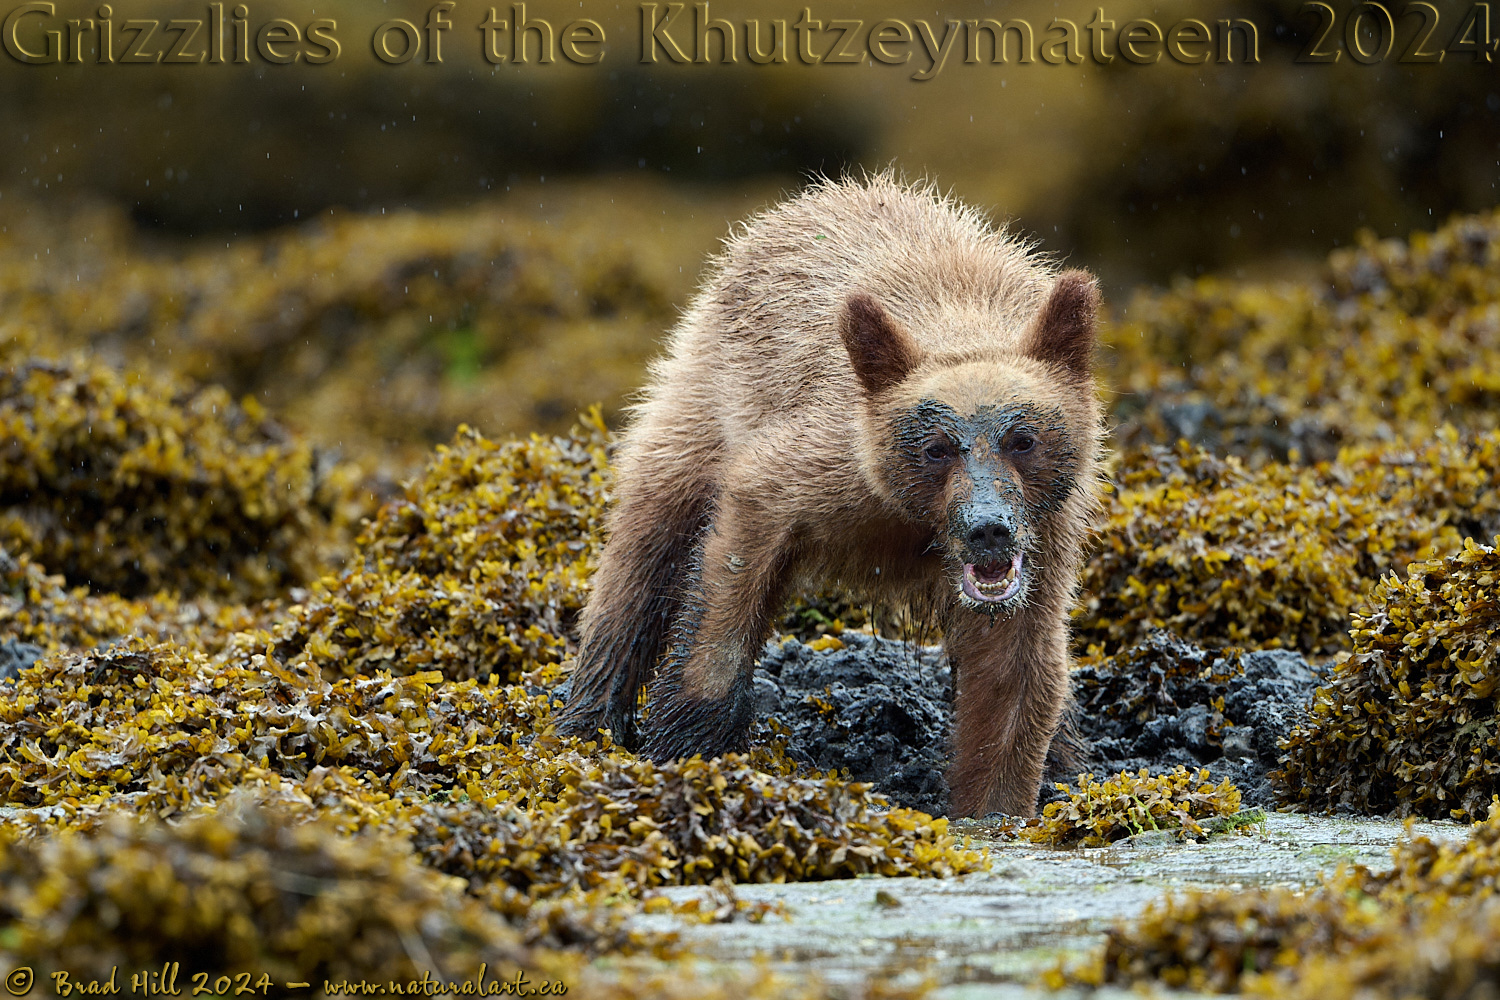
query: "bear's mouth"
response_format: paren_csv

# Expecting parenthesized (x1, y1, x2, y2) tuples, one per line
(961, 552, 1024, 604)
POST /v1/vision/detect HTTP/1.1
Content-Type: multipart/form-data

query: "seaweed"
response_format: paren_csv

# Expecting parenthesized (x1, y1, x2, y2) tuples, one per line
(0, 636, 983, 946)
(1103, 209, 1500, 463)
(0, 188, 726, 460)
(1077, 432, 1500, 656)
(1276, 536, 1500, 820)
(9, 162, 1500, 998)
(0, 413, 985, 964)
(1020, 766, 1242, 848)
(0, 543, 268, 657)
(1084, 881, 1373, 993)
(1083, 797, 1500, 997)
(0, 798, 915, 999)
(0, 352, 366, 600)
(275, 415, 611, 685)
(0, 802, 538, 989)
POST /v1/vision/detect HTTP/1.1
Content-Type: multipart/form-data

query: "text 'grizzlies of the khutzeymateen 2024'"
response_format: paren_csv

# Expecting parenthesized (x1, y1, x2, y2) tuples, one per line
(5, 2, 1486, 75)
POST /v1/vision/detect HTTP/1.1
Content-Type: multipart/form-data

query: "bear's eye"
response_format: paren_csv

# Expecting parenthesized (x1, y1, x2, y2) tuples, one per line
(923, 440, 954, 463)
(1010, 435, 1036, 455)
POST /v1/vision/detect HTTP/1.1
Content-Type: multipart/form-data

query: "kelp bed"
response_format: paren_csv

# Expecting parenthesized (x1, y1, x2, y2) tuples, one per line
(5, 197, 1500, 996)
(0, 382, 978, 996)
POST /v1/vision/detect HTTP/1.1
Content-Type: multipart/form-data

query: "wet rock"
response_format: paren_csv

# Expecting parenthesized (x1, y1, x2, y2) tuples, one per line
(755, 628, 1321, 816)
(753, 633, 952, 817)
(0, 639, 45, 681)
(1066, 631, 1325, 807)
(1221, 726, 1255, 758)
(1122, 829, 1178, 848)
(752, 674, 782, 716)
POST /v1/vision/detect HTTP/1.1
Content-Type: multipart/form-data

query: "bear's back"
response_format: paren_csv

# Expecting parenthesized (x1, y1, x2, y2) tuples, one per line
(654, 173, 1056, 430)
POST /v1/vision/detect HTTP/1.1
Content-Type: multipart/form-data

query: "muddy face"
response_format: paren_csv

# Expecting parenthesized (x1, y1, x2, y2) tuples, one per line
(888, 396, 1080, 612)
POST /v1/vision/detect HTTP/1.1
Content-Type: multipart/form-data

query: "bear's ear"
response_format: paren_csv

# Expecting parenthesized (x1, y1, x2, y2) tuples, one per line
(839, 292, 922, 397)
(1024, 270, 1099, 381)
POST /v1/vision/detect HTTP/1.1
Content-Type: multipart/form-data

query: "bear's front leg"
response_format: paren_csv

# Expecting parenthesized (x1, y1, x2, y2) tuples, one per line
(638, 496, 796, 761)
(944, 612, 1070, 817)
(554, 482, 713, 748)
(554, 395, 726, 748)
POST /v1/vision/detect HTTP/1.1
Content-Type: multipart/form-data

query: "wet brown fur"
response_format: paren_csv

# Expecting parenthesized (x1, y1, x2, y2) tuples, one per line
(555, 173, 1103, 817)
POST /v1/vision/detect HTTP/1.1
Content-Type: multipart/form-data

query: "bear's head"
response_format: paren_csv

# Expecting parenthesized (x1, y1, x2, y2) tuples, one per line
(839, 271, 1102, 613)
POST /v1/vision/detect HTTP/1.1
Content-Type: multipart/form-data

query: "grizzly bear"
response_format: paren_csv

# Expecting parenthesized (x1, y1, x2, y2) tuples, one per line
(555, 173, 1103, 817)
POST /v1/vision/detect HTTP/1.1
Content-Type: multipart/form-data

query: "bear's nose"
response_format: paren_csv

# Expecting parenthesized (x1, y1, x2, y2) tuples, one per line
(966, 520, 1012, 553)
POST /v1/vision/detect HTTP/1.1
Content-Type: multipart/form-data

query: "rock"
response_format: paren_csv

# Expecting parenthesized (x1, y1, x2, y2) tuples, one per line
(752, 633, 952, 817)
(1178, 704, 1215, 756)
(0, 639, 45, 681)
(1066, 630, 1324, 807)
(741, 629, 1321, 815)
(1221, 727, 1255, 758)
(1123, 829, 1179, 848)
(752, 674, 782, 716)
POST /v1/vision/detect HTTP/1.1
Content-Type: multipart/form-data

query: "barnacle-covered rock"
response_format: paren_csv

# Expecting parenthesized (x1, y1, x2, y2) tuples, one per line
(1069, 630, 1318, 806)
(751, 634, 953, 817)
(1276, 537, 1500, 820)
(1020, 766, 1241, 848)
(1077, 432, 1500, 655)
(0, 353, 366, 600)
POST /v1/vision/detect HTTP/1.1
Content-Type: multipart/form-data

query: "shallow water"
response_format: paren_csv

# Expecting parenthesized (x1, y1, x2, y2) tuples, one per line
(622, 812, 1464, 998)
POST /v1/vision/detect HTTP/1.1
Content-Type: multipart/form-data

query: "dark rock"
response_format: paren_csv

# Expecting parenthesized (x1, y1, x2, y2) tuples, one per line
(0, 639, 45, 681)
(1221, 727, 1255, 758)
(752, 633, 952, 817)
(753, 628, 1322, 816)
(752, 674, 782, 717)
(1064, 630, 1325, 807)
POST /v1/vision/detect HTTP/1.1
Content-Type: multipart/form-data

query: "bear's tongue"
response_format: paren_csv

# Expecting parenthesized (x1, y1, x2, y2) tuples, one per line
(973, 560, 1008, 583)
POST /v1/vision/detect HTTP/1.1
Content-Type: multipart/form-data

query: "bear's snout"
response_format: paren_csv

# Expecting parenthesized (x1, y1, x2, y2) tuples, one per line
(964, 516, 1013, 559)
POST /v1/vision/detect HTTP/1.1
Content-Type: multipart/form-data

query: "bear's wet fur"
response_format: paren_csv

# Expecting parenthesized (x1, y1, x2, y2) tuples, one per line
(556, 172, 1103, 817)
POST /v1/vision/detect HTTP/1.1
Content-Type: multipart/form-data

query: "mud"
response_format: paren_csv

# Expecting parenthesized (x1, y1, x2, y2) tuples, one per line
(755, 629, 1321, 815)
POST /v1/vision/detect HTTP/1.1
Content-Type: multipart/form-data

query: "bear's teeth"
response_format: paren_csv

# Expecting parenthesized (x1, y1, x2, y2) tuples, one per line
(962, 555, 1023, 602)
(974, 563, 1017, 594)
(980, 578, 1009, 593)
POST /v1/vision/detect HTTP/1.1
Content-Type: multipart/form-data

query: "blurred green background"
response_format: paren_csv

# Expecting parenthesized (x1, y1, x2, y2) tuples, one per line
(4, 0, 1499, 454)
